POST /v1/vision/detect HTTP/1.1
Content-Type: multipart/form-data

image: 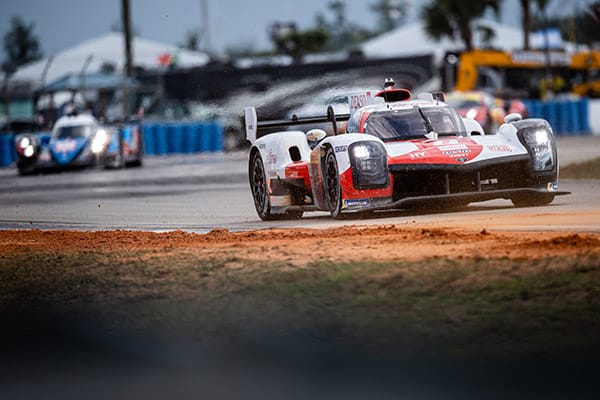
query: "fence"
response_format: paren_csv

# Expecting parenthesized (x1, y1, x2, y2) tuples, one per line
(142, 122, 223, 155)
(522, 98, 591, 136)
(0, 121, 224, 167)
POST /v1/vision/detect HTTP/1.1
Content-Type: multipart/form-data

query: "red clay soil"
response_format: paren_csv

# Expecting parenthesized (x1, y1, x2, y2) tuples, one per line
(1, 226, 599, 265)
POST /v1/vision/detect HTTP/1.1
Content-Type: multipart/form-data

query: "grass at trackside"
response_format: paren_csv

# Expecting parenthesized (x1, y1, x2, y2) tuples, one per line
(561, 157, 600, 179)
(2, 250, 599, 358)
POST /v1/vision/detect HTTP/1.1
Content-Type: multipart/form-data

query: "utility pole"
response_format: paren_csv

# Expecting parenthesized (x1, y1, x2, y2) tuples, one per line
(121, 0, 133, 117)
(200, 0, 212, 56)
(121, 0, 133, 78)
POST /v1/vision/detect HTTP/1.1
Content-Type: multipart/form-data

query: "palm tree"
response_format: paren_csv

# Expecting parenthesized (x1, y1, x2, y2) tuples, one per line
(421, 0, 500, 51)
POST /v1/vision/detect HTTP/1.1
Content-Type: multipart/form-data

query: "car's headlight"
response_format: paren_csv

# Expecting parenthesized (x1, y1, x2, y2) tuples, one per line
(17, 136, 35, 158)
(349, 141, 389, 189)
(91, 129, 108, 153)
(522, 128, 554, 172)
(18, 137, 31, 149)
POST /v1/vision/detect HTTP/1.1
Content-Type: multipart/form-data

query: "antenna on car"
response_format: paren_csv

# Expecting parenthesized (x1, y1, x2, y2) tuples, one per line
(383, 78, 395, 103)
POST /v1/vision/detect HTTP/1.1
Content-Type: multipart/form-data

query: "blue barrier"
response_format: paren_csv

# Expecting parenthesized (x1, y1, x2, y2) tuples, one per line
(199, 124, 211, 152)
(523, 98, 590, 136)
(182, 124, 196, 154)
(143, 124, 156, 155)
(143, 121, 222, 155)
(0, 134, 16, 167)
(153, 124, 169, 155)
(167, 124, 184, 154)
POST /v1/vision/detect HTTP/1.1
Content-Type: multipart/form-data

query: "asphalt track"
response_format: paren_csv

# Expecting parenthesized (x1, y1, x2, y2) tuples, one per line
(1, 136, 599, 233)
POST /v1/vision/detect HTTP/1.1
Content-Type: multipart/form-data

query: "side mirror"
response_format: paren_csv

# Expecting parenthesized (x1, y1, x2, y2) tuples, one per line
(504, 113, 523, 124)
(462, 117, 484, 136)
(306, 128, 327, 142)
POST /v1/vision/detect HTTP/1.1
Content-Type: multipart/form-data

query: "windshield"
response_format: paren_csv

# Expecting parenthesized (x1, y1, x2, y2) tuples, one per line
(53, 125, 94, 139)
(364, 107, 467, 141)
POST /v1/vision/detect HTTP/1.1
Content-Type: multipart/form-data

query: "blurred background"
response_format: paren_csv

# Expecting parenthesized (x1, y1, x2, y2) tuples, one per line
(1, 0, 600, 162)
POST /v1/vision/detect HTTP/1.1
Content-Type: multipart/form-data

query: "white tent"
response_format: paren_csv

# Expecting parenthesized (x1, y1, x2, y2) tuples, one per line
(361, 19, 527, 63)
(9, 32, 210, 87)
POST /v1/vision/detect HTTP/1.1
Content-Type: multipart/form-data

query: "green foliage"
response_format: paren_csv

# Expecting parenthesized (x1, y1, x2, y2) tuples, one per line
(531, 7, 600, 46)
(421, 0, 500, 51)
(2, 16, 42, 75)
(276, 29, 330, 60)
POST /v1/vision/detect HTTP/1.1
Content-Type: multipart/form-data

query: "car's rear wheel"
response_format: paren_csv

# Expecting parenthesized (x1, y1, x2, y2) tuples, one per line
(323, 147, 343, 219)
(126, 128, 144, 167)
(104, 133, 124, 169)
(511, 192, 555, 207)
(249, 150, 302, 220)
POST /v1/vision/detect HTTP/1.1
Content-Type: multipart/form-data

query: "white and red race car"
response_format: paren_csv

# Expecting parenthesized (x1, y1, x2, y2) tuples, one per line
(244, 80, 569, 220)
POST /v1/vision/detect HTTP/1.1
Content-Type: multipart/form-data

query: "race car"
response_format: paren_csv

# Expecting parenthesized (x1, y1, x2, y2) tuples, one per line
(244, 80, 569, 220)
(15, 113, 143, 175)
(445, 91, 506, 133)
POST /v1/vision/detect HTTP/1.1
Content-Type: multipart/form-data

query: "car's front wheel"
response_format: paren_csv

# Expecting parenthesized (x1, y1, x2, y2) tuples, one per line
(323, 147, 343, 219)
(249, 150, 302, 220)
(511, 192, 555, 207)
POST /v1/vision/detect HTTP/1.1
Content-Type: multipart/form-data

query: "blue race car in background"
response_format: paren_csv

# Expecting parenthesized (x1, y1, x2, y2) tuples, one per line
(15, 113, 143, 175)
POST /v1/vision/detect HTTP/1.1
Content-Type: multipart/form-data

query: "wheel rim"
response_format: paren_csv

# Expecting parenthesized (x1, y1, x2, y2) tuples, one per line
(325, 153, 339, 210)
(251, 155, 267, 212)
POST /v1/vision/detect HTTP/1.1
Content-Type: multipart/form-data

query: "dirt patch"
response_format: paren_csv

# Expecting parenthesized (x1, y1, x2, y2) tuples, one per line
(1, 226, 598, 266)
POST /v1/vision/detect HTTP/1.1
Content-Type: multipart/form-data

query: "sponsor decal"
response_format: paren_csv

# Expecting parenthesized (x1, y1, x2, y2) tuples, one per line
(349, 94, 368, 111)
(547, 181, 558, 192)
(438, 144, 468, 151)
(335, 145, 348, 153)
(487, 144, 513, 153)
(433, 139, 458, 146)
(409, 151, 426, 159)
(258, 143, 266, 149)
(266, 149, 277, 164)
(55, 140, 77, 154)
(456, 157, 469, 163)
(344, 198, 371, 208)
(442, 149, 471, 156)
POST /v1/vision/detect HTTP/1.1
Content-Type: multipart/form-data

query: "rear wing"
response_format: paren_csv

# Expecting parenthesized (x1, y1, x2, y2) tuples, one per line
(244, 106, 350, 144)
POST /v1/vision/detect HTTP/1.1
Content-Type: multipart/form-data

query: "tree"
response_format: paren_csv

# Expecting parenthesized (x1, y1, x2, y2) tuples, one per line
(2, 16, 42, 75)
(421, 0, 500, 51)
(371, 0, 408, 33)
(532, 4, 600, 47)
(271, 26, 329, 61)
(315, 2, 375, 51)
(178, 30, 201, 52)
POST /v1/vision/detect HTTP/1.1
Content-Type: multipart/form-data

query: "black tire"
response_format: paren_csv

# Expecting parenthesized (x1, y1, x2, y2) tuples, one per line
(17, 166, 36, 176)
(104, 133, 124, 169)
(323, 147, 343, 219)
(126, 127, 144, 167)
(511, 193, 555, 207)
(249, 150, 302, 221)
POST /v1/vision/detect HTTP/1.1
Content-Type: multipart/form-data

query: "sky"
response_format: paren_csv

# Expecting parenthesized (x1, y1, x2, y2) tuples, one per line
(0, 0, 593, 62)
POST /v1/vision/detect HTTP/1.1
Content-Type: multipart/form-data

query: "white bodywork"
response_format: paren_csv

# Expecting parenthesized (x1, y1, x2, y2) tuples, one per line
(245, 89, 565, 219)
